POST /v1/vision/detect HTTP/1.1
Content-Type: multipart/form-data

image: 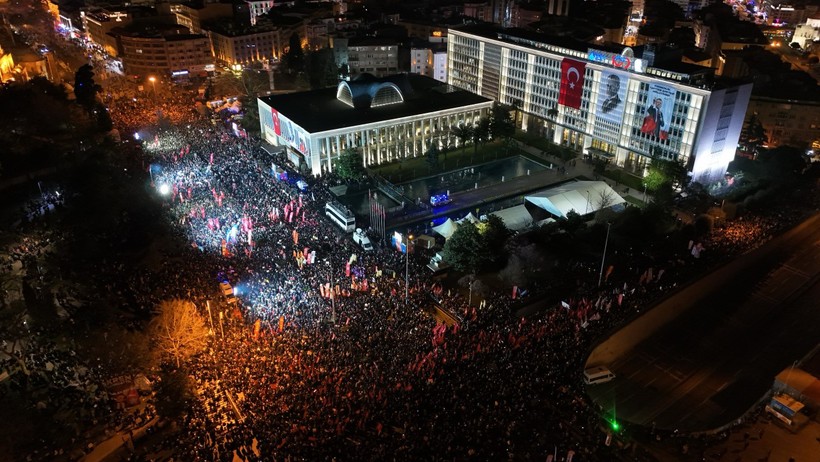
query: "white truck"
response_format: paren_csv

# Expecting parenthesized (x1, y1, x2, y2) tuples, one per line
(352, 228, 373, 251)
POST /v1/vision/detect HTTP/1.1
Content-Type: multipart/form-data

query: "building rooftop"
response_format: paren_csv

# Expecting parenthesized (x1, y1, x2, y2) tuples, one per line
(260, 74, 492, 133)
(202, 18, 281, 36)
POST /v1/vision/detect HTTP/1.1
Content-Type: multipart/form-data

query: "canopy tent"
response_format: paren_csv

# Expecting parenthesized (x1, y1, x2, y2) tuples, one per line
(490, 205, 533, 231)
(432, 218, 459, 239)
(458, 212, 480, 224)
(525, 181, 625, 219)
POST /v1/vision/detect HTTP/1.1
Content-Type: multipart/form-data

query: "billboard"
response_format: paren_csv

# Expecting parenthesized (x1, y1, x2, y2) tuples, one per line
(639, 83, 677, 140)
(596, 70, 628, 125)
(275, 110, 310, 157)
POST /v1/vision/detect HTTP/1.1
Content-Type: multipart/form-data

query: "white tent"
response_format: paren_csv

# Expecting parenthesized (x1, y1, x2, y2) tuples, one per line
(432, 218, 459, 239)
(525, 181, 625, 218)
(459, 212, 480, 224)
(490, 205, 533, 231)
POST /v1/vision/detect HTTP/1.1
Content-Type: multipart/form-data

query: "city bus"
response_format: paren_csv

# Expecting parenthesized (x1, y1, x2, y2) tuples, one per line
(325, 201, 356, 232)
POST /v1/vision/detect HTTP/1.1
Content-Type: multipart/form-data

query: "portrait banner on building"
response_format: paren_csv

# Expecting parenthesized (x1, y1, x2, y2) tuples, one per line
(596, 70, 628, 125)
(640, 83, 676, 140)
(558, 58, 586, 110)
(260, 106, 275, 134)
(277, 112, 310, 157)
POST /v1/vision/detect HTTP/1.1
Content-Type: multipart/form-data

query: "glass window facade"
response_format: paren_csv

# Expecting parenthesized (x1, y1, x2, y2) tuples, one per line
(447, 28, 752, 184)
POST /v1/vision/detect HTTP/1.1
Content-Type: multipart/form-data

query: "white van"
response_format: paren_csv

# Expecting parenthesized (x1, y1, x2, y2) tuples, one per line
(583, 366, 616, 385)
(352, 228, 373, 251)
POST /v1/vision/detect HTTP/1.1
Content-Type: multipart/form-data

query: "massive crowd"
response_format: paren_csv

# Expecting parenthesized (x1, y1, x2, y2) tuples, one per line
(1, 91, 815, 461)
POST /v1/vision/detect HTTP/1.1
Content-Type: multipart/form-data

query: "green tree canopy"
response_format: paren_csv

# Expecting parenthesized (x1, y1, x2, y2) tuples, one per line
(442, 221, 485, 273)
(490, 102, 515, 140)
(442, 217, 511, 273)
(426, 142, 440, 170)
(336, 147, 365, 180)
(451, 123, 474, 150)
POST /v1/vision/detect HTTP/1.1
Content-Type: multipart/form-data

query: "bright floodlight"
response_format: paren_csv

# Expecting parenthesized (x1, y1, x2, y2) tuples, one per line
(134, 132, 140, 140)
(158, 183, 170, 195)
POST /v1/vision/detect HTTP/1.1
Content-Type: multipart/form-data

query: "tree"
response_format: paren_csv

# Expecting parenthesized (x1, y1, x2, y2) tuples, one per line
(426, 142, 440, 170)
(284, 33, 305, 74)
(490, 102, 515, 141)
(442, 222, 486, 273)
(0, 309, 32, 377)
(451, 123, 474, 151)
(511, 98, 523, 127)
(546, 107, 559, 137)
(95, 103, 113, 132)
(472, 117, 491, 161)
(154, 369, 196, 420)
(596, 187, 617, 210)
(149, 299, 209, 368)
(557, 210, 585, 235)
(73, 64, 100, 112)
(478, 215, 511, 266)
(306, 48, 339, 89)
(336, 147, 364, 180)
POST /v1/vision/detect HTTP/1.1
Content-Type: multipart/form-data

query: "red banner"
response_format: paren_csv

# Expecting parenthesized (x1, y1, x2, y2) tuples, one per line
(558, 59, 586, 109)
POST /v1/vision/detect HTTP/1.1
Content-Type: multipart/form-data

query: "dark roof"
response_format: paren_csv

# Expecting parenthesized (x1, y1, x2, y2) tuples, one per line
(260, 74, 492, 133)
(453, 23, 602, 56)
(202, 18, 280, 36)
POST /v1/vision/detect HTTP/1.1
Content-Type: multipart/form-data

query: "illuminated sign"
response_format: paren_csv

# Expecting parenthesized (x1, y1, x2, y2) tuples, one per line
(171, 70, 189, 76)
(587, 48, 644, 73)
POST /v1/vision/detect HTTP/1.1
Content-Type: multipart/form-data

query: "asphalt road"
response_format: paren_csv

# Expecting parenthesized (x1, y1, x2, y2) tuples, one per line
(586, 213, 820, 432)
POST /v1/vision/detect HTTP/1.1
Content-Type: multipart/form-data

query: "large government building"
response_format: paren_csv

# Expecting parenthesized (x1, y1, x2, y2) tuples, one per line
(258, 74, 493, 176)
(448, 25, 753, 184)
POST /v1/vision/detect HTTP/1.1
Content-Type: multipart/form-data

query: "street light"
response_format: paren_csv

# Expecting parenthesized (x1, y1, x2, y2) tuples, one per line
(405, 233, 413, 303)
(642, 183, 648, 205)
(148, 76, 156, 96)
(598, 222, 612, 287)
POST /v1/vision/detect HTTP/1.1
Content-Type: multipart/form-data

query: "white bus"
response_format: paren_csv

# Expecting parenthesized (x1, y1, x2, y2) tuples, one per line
(325, 201, 356, 233)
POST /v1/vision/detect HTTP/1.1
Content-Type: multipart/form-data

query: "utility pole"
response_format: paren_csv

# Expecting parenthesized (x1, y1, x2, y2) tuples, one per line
(598, 222, 612, 287)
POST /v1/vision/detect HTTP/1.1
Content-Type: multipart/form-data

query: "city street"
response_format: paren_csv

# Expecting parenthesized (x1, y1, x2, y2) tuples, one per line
(587, 213, 820, 432)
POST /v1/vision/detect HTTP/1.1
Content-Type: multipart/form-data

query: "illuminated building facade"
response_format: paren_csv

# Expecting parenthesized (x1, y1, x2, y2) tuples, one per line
(448, 25, 753, 184)
(257, 74, 493, 176)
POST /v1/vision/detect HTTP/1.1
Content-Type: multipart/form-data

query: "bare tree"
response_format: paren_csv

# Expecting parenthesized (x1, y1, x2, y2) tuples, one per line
(597, 187, 617, 210)
(0, 310, 31, 376)
(149, 299, 209, 368)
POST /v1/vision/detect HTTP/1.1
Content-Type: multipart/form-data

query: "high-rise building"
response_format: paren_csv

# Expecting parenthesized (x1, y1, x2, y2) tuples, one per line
(448, 25, 753, 184)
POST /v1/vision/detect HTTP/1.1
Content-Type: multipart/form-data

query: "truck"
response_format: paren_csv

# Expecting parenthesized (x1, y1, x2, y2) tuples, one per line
(352, 228, 373, 251)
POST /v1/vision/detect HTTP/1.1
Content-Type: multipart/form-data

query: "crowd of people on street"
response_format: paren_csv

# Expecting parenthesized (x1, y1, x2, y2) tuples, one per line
(2, 89, 816, 461)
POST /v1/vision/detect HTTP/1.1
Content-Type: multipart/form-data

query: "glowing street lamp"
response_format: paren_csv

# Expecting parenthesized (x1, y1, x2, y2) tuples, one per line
(148, 76, 156, 95)
(157, 183, 170, 195)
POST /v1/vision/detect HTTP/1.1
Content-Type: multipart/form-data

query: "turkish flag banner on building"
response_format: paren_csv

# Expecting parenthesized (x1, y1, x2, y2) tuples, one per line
(558, 59, 586, 109)
(271, 108, 282, 136)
